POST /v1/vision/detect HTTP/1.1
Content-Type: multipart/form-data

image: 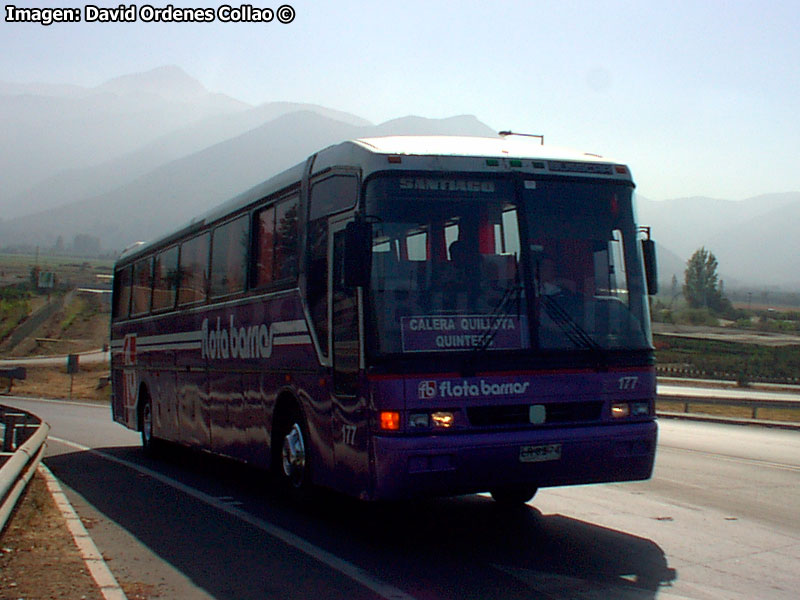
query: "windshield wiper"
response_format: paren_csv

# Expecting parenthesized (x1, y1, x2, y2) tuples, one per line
(473, 282, 524, 353)
(540, 294, 606, 366)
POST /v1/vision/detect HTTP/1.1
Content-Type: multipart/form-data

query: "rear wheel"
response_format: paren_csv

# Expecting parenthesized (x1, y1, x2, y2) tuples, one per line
(140, 393, 158, 456)
(490, 485, 537, 507)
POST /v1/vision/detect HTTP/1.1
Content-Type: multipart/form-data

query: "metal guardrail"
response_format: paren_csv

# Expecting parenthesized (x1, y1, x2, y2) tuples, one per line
(0, 406, 50, 533)
(657, 392, 800, 421)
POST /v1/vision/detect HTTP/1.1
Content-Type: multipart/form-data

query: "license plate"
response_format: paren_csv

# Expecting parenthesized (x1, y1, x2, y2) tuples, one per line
(519, 443, 562, 463)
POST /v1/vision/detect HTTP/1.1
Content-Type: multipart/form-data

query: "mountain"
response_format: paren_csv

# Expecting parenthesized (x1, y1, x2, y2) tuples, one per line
(3, 101, 374, 218)
(0, 65, 249, 209)
(637, 192, 800, 288)
(708, 199, 800, 288)
(0, 111, 496, 250)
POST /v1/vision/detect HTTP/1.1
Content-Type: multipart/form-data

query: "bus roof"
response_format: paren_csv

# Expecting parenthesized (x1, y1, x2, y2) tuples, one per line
(118, 135, 631, 263)
(352, 135, 610, 161)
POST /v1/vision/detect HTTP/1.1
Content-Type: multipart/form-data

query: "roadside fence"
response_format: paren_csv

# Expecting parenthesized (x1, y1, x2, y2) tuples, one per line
(656, 365, 800, 386)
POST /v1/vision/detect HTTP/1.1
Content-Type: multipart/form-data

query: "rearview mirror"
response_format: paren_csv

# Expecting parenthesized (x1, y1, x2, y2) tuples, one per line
(641, 238, 658, 295)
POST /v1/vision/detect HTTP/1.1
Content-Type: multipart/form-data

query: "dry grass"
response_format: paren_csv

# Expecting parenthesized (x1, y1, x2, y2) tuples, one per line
(0, 472, 104, 599)
(3, 362, 111, 403)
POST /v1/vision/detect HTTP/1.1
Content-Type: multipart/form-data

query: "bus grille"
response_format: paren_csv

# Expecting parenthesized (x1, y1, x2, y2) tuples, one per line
(466, 402, 603, 427)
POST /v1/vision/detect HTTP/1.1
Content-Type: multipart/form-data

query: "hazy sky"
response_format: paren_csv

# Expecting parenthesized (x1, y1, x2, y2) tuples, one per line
(2, 0, 799, 201)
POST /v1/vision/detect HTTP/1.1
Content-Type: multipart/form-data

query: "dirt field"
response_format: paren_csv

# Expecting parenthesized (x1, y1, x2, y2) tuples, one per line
(4, 362, 111, 403)
(652, 322, 800, 347)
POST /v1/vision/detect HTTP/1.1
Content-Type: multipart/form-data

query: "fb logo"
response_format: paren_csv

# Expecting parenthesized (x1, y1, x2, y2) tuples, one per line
(418, 381, 437, 399)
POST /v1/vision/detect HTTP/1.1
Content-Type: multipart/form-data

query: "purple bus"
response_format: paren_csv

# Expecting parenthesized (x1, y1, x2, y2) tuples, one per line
(111, 135, 658, 504)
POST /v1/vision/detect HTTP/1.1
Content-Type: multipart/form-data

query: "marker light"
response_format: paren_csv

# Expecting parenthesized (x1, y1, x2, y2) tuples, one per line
(387, 155, 402, 164)
(431, 411, 454, 428)
(611, 403, 631, 419)
(631, 402, 650, 416)
(380, 411, 401, 430)
(408, 413, 430, 429)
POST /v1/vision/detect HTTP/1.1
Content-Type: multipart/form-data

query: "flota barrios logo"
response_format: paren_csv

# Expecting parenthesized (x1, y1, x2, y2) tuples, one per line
(418, 379, 531, 399)
(201, 316, 272, 360)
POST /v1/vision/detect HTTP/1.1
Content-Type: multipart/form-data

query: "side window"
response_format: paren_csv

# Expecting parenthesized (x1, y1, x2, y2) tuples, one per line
(253, 195, 299, 288)
(309, 175, 358, 220)
(152, 246, 179, 311)
(274, 197, 299, 280)
(178, 233, 209, 306)
(254, 206, 276, 287)
(210, 215, 249, 298)
(112, 266, 132, 319)
(130, 258, 152, 316)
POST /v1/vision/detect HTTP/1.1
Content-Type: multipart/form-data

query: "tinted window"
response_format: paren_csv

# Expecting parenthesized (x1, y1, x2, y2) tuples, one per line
(152, 246, 179, 311)
(275, 198, 299, 280)
(309, 175, 358, 220)
(253, 195, 299, 287)
(210, 215, 249, 298)
(178, 233, 209, 306)
(113, 266, 132, 319)
(254, 206, 276, 286)
(131, 258, 152, 316)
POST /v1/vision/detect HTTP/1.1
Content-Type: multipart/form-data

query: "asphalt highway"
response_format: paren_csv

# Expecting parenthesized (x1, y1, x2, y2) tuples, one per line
(4, 396, 799, 599)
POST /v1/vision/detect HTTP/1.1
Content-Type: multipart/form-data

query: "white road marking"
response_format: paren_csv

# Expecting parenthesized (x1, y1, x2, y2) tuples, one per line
(39, 463, 128, 600)
(48, 436, 417, 600)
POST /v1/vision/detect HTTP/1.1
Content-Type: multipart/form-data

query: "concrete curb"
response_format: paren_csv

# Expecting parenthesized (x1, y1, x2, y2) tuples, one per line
(38, 463, 128, 600)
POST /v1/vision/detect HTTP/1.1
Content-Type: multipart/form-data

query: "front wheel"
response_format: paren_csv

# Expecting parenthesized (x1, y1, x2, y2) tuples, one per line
(277, 409, 311, 492)
(490, 485, 537, 507)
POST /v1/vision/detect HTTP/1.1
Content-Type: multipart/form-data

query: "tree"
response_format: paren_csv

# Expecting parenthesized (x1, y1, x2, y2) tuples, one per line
(683, 247, 726, 311)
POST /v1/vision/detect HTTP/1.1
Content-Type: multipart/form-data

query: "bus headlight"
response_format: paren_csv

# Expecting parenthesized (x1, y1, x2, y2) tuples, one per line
(431, 411, 454, 428)
(611, 403, 631, 419)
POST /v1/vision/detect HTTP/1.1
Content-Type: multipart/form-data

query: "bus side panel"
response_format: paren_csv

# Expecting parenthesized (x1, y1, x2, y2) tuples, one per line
(177, 368, 209, 447)
(148, 336, 178, 443)
(225, 373, 268, 467)
(195, 295, 330, 470)
(208, 371, 241, 455)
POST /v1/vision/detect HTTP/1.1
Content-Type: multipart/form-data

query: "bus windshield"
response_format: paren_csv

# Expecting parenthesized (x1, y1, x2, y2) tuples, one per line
(365, 174, 652, 356)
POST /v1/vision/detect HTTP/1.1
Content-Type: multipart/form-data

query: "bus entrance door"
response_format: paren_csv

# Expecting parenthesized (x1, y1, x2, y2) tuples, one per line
(330, 223, 368, 496)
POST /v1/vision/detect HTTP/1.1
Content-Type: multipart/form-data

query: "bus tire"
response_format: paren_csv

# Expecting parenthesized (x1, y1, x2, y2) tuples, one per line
(490, 485, 537, 507)
(275, 405, 311, 492)
(139, 389, 159, 456)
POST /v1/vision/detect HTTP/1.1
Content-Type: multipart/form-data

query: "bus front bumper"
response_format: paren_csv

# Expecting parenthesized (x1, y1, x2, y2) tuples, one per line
(370, 420, 657, 500)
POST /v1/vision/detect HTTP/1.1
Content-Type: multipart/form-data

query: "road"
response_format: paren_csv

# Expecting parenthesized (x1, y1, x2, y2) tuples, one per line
(3, 396, 799, 599)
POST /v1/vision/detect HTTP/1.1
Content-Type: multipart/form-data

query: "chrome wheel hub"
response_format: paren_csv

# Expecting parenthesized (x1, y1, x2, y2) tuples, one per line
(281, 423, 306, 487)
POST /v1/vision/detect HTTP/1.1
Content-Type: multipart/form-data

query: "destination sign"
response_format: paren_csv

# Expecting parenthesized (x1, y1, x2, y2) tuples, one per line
(400, 314, 526, 352)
